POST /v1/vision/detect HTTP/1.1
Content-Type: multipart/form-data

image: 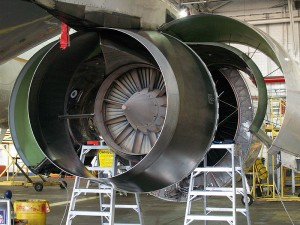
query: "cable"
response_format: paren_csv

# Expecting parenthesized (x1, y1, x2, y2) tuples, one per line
(274, 183, 295, 225)
(59, 180, 70, 225)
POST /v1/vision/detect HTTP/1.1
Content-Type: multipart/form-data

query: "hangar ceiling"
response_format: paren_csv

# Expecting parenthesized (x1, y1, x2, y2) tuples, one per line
(170, 0, 232, 13)
(169, 0, 290, 13)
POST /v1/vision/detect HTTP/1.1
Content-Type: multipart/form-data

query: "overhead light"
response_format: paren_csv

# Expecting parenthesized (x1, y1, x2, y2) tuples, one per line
(179, 8, 188, 18)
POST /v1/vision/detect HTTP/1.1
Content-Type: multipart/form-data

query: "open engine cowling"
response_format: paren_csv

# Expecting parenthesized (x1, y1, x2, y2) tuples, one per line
(11, 29, 218, 192)
(9, 14, 300, 193)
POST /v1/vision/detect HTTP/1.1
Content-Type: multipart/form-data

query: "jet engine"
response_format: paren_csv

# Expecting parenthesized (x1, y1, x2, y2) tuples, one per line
(8, 14, 300, 193)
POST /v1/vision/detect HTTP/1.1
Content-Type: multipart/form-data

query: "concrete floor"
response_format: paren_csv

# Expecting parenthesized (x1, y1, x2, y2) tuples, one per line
(1, 177, 300, 225)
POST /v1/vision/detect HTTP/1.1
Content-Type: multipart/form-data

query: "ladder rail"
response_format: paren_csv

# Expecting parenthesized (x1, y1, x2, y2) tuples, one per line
(203, 152, 208, 225)
(231, 146, 237, 225)
(240, 156, 251, 225)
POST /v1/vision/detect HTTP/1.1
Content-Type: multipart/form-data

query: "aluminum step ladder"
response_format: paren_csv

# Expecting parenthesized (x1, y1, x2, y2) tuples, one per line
(66, 144, 144, 225)
(184, 144, 251, 225)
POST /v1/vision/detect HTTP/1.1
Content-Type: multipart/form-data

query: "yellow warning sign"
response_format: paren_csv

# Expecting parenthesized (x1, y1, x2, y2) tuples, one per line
(98, 149, 114, 168)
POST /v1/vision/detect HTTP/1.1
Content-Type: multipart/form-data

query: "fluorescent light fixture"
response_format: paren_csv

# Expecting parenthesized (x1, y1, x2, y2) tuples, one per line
(179, 9, 188, 18)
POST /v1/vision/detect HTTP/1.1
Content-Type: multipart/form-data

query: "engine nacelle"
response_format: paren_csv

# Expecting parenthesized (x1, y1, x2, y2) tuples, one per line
(9, 14, 300, 193)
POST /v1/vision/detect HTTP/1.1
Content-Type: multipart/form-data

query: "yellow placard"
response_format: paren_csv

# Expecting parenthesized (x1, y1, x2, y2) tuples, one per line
(98, 149, 114, 168)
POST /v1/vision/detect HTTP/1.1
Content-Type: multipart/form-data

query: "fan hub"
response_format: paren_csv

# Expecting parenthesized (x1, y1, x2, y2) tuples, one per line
(123, 88, 165, 134)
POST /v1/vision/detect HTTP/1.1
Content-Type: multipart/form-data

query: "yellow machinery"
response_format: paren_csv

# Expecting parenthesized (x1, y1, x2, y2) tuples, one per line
(251, 148, 278, 200)
(250, 97, 300, 200)
(0, 130, 65, 191)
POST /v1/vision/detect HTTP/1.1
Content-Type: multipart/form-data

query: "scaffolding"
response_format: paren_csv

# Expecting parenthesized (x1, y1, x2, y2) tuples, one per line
(264, 97, 285, 138)
(250, 97, 300, 200)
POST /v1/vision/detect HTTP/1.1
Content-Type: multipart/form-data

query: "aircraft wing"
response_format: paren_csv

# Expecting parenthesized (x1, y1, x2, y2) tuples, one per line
(0, 0, 60, 64)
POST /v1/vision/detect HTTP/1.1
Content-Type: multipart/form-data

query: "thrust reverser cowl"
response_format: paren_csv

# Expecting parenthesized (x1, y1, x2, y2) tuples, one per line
(159, 14, 300, 157)
(9, 42, 63, 175)
(151, 42, 264, 202)
(18, 29, 218, 192)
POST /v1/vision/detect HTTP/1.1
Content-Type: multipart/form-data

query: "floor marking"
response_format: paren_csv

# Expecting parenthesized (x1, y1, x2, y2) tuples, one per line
(50, 196, 99, 207)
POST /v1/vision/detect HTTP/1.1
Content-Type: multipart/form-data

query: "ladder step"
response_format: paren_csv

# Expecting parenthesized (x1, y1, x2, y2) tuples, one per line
(190, 190, 234, 196)
(210, 144, 235, 149)
(85, 166, 107, 171)
(205, 187, 245, 193)
(102, 204, 138, 209)
(194, 167, 241, 172)
(186, 215, 234, 221)
(73, 188, 111, 194)
(69, 211, 111, 217)
(103, 224, 141, 225)
(206, 207, 247, 212)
